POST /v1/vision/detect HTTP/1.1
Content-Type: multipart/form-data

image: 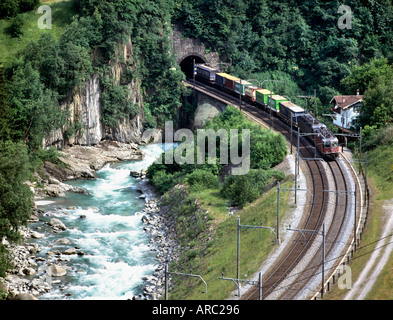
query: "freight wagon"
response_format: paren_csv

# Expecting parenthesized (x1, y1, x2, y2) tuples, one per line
(234, 80, 252, 95)
(279, 101, 305, 125)
(245, 86, 260, 101)
(267, 95, 288, 112)
(215, 73, 227, 88)
(223, 74, 241, 91)
(196, 65, 219, 82)
(255, 89, 275, 106)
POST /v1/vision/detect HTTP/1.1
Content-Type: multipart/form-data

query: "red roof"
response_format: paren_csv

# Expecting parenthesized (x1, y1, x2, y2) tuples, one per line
(330, 95, 363, 110)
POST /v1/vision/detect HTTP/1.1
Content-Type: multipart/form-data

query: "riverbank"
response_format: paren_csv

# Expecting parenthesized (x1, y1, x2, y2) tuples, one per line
(30, 140, 144, 199)
(0, 141, 179, 300)
(135, 179, 180, 300)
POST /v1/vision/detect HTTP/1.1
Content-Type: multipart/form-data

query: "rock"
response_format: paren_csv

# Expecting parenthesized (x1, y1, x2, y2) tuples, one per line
(54, 238, 72, 245)
(140, 128, 162, 145)
(47, 264, 67, 277)
(58, 256, 70, 262)
(62, 248, 77, 255)
(130, 171, 140, 178)
(11, 293, 39, 300)
(26, 243, 40, 254)
(48, 177, 61, 185)
(44, 185, 67, 198)
(48, 218, 67, 230)
(22, 267, 36, 276)
(0, 282, 9, 295)
(28, 214, 39, 223)
(31, 231, 45, 239)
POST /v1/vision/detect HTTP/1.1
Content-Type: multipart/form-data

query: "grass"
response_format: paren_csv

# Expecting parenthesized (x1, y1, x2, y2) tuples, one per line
(0, 0, 76, 66)
(167, 179, 292, 300)
(324, 133, 393, 300)
(190, 189, 228, 223)
(355, 140, 393, 299)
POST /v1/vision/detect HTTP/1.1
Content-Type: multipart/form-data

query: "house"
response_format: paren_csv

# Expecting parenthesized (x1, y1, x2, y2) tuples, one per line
(330, 90, 363, 132)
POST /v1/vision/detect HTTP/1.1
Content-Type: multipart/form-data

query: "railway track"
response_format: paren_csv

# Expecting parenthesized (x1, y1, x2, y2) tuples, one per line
(267, 160, 349, 300)
(185, 79, 358, 300)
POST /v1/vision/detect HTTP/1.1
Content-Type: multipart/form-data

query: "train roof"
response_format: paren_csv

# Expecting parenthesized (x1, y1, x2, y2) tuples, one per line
(256, 89, 274, 94)
(216, 73, 240, 81)
(235, 79, 252, 85)
(300, 113, 324, 129)
(318, 126, 337, 141)
(280, 101, 305, 113)
(246, 85, 260, 90)
(196, 64, 219, 72)
(269, 95, 287, 101)
(300, 113, 337, 141)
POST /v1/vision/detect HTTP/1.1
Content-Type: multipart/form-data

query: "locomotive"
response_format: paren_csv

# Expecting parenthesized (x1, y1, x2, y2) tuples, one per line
(194, 64, 340, 159)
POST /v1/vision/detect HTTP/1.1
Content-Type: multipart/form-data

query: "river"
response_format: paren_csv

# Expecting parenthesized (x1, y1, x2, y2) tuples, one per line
(31, 143, 175, 300)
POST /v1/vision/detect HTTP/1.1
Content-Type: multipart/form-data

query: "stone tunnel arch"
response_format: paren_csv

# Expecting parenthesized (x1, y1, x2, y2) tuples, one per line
(172, 29, 221, 76)
(179, 54, 207, 79)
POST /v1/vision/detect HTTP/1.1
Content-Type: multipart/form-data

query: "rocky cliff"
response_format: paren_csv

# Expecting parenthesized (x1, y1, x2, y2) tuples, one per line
(43, 37, 144, 149)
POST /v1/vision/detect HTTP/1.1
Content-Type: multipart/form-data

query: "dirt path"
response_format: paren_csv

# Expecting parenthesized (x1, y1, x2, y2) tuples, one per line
(344, 198, 393, 300)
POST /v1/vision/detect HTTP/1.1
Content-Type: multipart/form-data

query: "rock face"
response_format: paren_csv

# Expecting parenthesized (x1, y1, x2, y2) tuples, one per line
(76, 74, 105, 146)
(43, 36, 144, 149)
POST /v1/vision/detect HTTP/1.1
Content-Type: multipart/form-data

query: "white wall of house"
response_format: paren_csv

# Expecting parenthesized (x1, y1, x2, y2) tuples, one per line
(333, 106, 360, 129)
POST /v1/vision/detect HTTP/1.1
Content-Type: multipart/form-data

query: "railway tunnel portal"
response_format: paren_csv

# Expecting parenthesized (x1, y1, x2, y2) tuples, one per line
(173, 29, 225, 128)
(173, 29, 221, 78)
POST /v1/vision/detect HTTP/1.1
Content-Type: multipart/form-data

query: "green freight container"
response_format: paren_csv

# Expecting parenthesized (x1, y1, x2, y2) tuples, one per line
(234, 80, 252, 95)
(255, 89, 274, 106)
(267, 95, 288, 112)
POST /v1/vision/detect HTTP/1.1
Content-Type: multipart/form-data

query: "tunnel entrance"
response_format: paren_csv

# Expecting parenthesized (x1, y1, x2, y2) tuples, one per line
(179, 55, 206, 79)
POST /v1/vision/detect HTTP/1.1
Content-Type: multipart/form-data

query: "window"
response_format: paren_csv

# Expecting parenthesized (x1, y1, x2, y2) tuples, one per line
(332, 141, 338, 148)
(324, 142, 331, 148)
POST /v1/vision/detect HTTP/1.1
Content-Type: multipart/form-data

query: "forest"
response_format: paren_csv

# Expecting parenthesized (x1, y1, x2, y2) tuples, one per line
(1, 0, 393, 287)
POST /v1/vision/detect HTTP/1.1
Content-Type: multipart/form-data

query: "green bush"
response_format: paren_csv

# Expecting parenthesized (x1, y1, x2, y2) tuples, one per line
(7, 16, 23, 38)
(185, 169, 219, 191)
(220, 169, 284, 208)
(151, 170, 184, 194)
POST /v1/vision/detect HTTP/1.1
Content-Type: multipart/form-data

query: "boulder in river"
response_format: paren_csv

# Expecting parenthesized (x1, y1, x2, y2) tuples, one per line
(30, 231, 45, 239)
(62, 248, 77, 255)
(47, 264, 67, 277)
(54, 238, 72, 245)
(48, 218, 67, 231)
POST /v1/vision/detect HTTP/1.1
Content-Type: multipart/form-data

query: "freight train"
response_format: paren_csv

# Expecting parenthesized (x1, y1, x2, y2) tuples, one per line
(195, 64, 339, 159)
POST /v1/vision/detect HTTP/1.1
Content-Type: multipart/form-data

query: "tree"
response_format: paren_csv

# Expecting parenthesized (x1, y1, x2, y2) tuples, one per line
(7, 63, 68, 148)
(22, 34, 66, 93)
(0, 0, 39, 19)
(0, 63, 11, 141)
(341, 58, 393, 95)
(360, 75, 393, 128)
(0, 141, 33, 276)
